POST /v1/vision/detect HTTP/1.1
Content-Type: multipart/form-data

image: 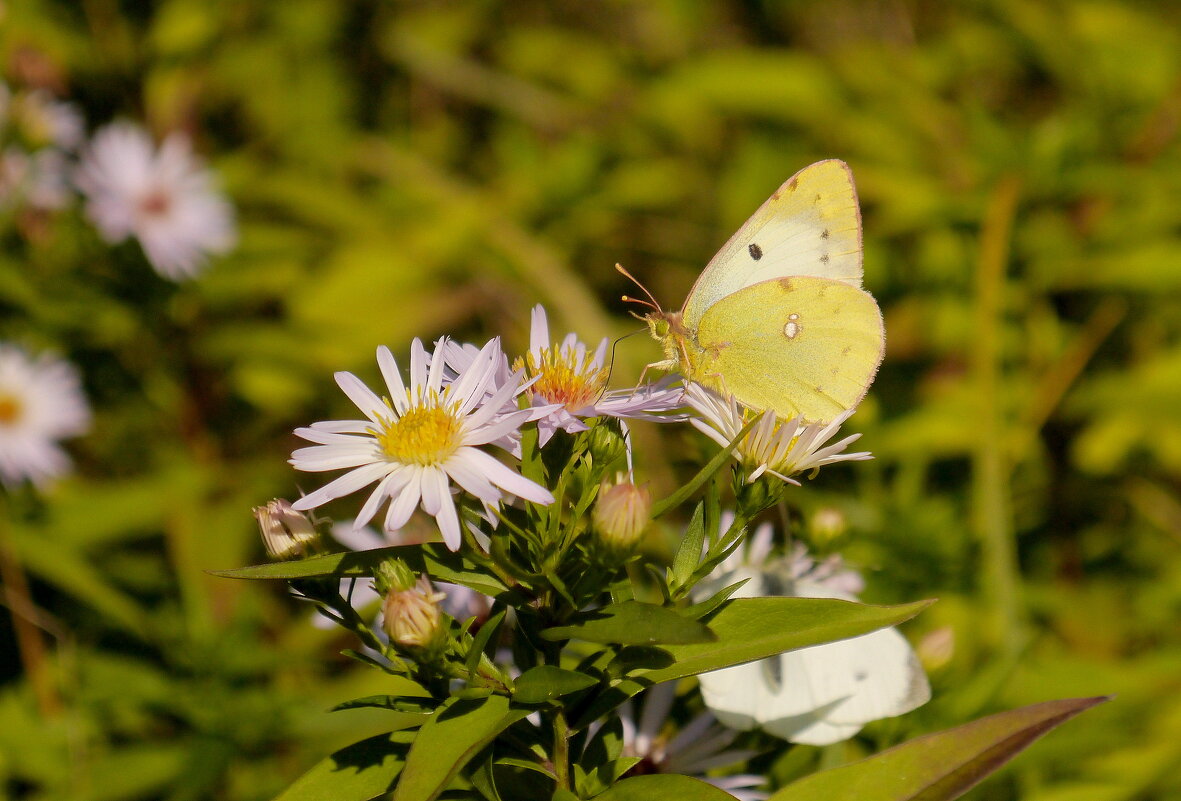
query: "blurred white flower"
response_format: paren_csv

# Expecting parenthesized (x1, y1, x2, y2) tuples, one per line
(686, 383, 870, 484)
(696, 519, 929, 746)
(11, 89, 85, 151)
(613, 683, 766, 801)
(290, 337, 554, 551)
(76, 121, 235, 280)
(1, 146, 72, 211)
(0, 344, 90, 487)
(516, 305, 685, 446)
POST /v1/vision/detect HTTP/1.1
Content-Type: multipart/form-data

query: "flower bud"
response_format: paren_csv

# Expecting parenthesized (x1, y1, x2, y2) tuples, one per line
(809, 507, 848, 546)
(253, 499, 318, 560)
(917, 626, 956, 672)
(592, 476, 652, 553)
(373, 558, 417, 595)
(382, 577, 448, 651)
(586, 422, 627, 466)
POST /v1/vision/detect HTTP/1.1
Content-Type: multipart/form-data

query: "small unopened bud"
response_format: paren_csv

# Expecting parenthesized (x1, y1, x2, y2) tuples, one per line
(373, 559, 417, 595)
(253, 499, 318, 560)
(917, 626, 956, 672)
(382, 578, 448, 650)
(587, 423, 627, 466)
(809, 507, 848, 546)
(593, 476, 652, 553)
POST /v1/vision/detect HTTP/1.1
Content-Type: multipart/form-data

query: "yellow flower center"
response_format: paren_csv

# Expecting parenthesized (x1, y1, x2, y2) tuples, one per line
(517, 348, 609, 411)
(373, 400, 463, 465)
(0, 393, 22, 426)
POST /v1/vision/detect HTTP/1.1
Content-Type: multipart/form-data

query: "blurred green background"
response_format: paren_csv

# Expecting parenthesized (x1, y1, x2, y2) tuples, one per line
(3, 1, 1180, 799)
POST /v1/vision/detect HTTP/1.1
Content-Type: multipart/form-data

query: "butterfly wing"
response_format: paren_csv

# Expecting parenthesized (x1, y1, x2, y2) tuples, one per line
(694, 276, 884, 422)
(761, 626, 931, 746)
(682, 159, 863, 330)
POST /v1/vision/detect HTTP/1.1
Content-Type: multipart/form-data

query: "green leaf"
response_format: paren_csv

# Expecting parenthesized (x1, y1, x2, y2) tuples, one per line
(635, 597, 933, 684)
(670, 502, 706, 592)
(513, 665, 599, 704)
(573, 597, 931, 730)
(331, 695, 435, 715)
(595, 774, 742, 800)
(274, 730, 416, 801)
(392, 694, 532, 801)
(680, 579, 750, 621)
(650, 413, 762, 519)
(210, 543, 507, 596)
(767, 696, 1110, 801)
(540, 601, 716, 645)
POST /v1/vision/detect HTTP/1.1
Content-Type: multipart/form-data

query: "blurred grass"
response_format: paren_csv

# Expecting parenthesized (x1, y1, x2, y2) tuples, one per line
(2, 0, 1181, 798)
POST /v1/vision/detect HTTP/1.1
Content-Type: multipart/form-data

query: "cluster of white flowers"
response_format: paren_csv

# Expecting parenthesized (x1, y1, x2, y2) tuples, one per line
(1, 83, 84, 213)
(288, 305, 873, 555)
(0, 344, 90, 488)
(2, 80, 236, 280)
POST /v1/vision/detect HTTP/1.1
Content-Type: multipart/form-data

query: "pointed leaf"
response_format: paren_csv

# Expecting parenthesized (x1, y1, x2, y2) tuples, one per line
(274, 730, 416, 801)
(671, 502, 706, 591)
(636, 597, 933, 683)
(540, 601, 716, 645)
(392, 694, 531, 801)
(513, 665, 599, 704)
(211, 543, 507, 596)
(595, 774, 741, 800)
(768, 696, 1109, 801)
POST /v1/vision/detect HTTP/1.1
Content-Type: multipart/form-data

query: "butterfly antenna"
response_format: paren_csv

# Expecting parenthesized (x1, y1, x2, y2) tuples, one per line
(616, 263, 661, 312)
(602, 327, 648, 398)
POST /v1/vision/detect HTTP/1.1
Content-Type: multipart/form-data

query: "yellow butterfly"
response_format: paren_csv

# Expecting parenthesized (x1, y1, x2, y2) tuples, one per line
(627, 159, 884, 424)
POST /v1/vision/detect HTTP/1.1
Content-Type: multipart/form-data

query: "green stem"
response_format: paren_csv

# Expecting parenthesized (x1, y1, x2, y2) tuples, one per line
(971, 175, 1025, 657)
(552, 707, 571, 791)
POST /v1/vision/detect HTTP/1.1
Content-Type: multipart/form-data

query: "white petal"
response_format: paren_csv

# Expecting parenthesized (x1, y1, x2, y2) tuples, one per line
(434, 493, 462, 551)
(334, 371, 388, 423)
(529, 305, 548, 359)
(291, 461, 391, 509)
(384, 467, 422, 532)
(457, 448, 553, 505)
(377, 345, 408, 414)
(418, 466, 449, 516)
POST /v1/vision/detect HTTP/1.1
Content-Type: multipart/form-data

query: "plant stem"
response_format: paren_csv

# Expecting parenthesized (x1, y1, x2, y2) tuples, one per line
(972, 175, 1025, 657)
(552, 707, 571, 792)
(0, 504, 61, 717)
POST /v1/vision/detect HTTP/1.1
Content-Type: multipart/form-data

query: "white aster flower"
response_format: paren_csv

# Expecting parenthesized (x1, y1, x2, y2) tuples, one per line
(686, 383, 870, 484)
(695, 519, 930, 746)
(514, 305, 685, 446)
(76, 121, 235, 280)
(290, 337, 554, 551)
(613, 683, 766, 800)
(0, 344, 91, 488)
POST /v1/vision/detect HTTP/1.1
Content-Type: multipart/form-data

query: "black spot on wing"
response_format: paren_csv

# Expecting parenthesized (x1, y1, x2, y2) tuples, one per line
(820, 253, 830, 264)
(748, 242, 763, 261)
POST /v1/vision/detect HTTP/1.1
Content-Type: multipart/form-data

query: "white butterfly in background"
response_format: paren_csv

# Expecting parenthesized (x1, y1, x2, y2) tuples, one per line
(695, 521, 930, 746)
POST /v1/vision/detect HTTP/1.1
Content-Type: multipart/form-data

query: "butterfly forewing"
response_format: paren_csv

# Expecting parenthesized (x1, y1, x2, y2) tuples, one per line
(695, 276, 884, 423)
(682, 159, 864, 329)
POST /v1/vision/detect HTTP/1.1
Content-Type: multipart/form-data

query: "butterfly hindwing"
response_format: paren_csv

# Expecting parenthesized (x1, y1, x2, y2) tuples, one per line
(694, 276, 885, 422)
(682, 159, 863, 329)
